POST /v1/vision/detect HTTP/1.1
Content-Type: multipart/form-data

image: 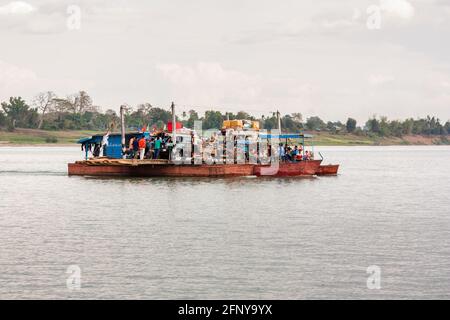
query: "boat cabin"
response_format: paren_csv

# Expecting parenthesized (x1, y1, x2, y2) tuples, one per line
(78, 132, 148, 159)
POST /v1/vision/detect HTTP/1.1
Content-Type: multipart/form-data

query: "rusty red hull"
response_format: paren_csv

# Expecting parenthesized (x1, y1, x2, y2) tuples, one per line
(68, 163, 255, 177)
(316, 164, 340, 176)
(68, 160, 322, 177)
(253, 160, 322, 177)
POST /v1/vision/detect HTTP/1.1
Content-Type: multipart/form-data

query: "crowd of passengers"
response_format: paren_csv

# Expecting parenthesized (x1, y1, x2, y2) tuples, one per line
(191, 134, 314, 163)
(88, 130, 314, 163)
(278, 143, 313, 162)
(125, 132, 173, 160)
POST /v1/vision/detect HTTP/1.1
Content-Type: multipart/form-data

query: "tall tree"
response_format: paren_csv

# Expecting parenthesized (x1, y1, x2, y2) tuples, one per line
(402, 118, 414, 135)
(33, 91, 56, 129)
(75, 91, 94, 113)
(224, 112, 237, 121)
(378, 116, 391, 136)
(203, 110, 223, 129)
(0, 110, 5, 127)
(366, 117, 380, 134)
(135, 103, 153, 126)
(186, 110, 200, 128)
(346, 118, 357, 133)
(148, 107, 172, 125)
(445, 121, 450, 134)
(282, 114, 303, 131)
(389, 120, 403, 137)
(236, 111, 252, 120)
(305, 116, 326, 131)
(1, 97, 38, 130)
(64, 91, 94, 114)
(291, 113, 303, 123)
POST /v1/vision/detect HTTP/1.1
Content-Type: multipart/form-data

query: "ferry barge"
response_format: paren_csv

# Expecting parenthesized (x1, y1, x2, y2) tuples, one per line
(68, 159, 323, 177)
(68, 105, 339, 178)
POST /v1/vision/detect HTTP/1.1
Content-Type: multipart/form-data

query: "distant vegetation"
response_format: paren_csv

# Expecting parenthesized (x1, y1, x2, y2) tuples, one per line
(1, 91, 450, 141)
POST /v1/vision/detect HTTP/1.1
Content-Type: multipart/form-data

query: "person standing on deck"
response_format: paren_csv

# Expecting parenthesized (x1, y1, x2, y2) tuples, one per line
(138, 137, 146, 160)
(128, 137, 135, 158)
(278, 143, 285, 162)
(100, 131, 110, 157)
(132, 137, 139, 159)
(93, 144, 101, 157)
(167, 137, 174, 161)
(154, 137, 162, 159)
(145, 138, 151, 158)
(292, 145, 299, 161)
(148, 137, 155, 159)
(304, 150, 311, 161)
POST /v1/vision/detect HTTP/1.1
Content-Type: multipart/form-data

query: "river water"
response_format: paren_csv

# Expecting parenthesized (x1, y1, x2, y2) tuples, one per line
(0, 146, 449, 299)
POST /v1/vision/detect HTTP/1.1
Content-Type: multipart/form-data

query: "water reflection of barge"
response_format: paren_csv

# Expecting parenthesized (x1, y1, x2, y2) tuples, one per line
(68, 105, 339, 178)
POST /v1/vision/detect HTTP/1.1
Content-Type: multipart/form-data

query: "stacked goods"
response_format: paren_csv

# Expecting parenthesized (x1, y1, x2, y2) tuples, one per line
(231, 120, 243, 128)
(243, 120, 252, 129)
(222, 120, 260, 130)
(223, 120, 243, 129)
(241, 120, 260, 130)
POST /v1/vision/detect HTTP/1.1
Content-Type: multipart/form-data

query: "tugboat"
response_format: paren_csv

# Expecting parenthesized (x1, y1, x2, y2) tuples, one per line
(68, 104, 339, 178)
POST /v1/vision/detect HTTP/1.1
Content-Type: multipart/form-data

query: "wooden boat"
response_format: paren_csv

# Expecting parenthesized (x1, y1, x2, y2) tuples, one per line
(316, 164, 339, 176)
(68, 159, 322, 178)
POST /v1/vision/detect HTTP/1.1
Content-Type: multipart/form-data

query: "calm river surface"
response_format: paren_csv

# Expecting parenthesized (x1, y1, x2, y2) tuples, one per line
(0, 146, 449, 299)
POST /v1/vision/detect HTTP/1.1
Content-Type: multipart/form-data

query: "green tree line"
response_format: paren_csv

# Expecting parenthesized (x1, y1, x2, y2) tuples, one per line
(1, 91, 449, 137)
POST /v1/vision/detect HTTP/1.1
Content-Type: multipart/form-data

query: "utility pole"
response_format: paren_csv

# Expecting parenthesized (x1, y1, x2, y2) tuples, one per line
(120, 105, 126, 159)
(171, 102, 177, 144)
(277, 110, 282, 133)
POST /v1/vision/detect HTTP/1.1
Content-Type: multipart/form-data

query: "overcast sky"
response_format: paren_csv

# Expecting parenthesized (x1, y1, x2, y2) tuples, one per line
(1, 0, 449, 122)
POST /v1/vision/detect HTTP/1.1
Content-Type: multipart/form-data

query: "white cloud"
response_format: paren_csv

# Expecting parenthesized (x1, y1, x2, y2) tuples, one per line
(0, 1, 35, 15)
(156, 62, 263, 106)
(0, 1, 448, 121)
(156, 62, 320, 115)
(441, 81, 450, 88)
(0, 60, 38, 101)
(0, 60, 37, 85)
(25, 12, 66, 34)
(380, 0, 415, 19)
(368, 74, 396, 86)
(0, 1, 70, 34)
(0, 59, 96, 103)
(321, 18, 356, 29)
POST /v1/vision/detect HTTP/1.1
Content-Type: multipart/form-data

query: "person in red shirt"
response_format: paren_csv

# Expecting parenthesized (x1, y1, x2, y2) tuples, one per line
(138, 137, 147, 160)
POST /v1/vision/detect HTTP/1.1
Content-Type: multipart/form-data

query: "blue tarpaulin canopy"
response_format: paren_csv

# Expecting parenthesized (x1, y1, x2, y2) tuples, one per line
(77, 132, 146, 145)
(77, 137, 97, 144)
(77, 132, 148, 159)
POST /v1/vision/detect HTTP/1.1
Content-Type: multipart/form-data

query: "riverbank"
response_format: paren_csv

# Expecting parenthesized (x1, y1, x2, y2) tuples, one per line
(1, 128, 449, 146)
(312, 132, 450, 146)
(0, 128, 100, 145)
